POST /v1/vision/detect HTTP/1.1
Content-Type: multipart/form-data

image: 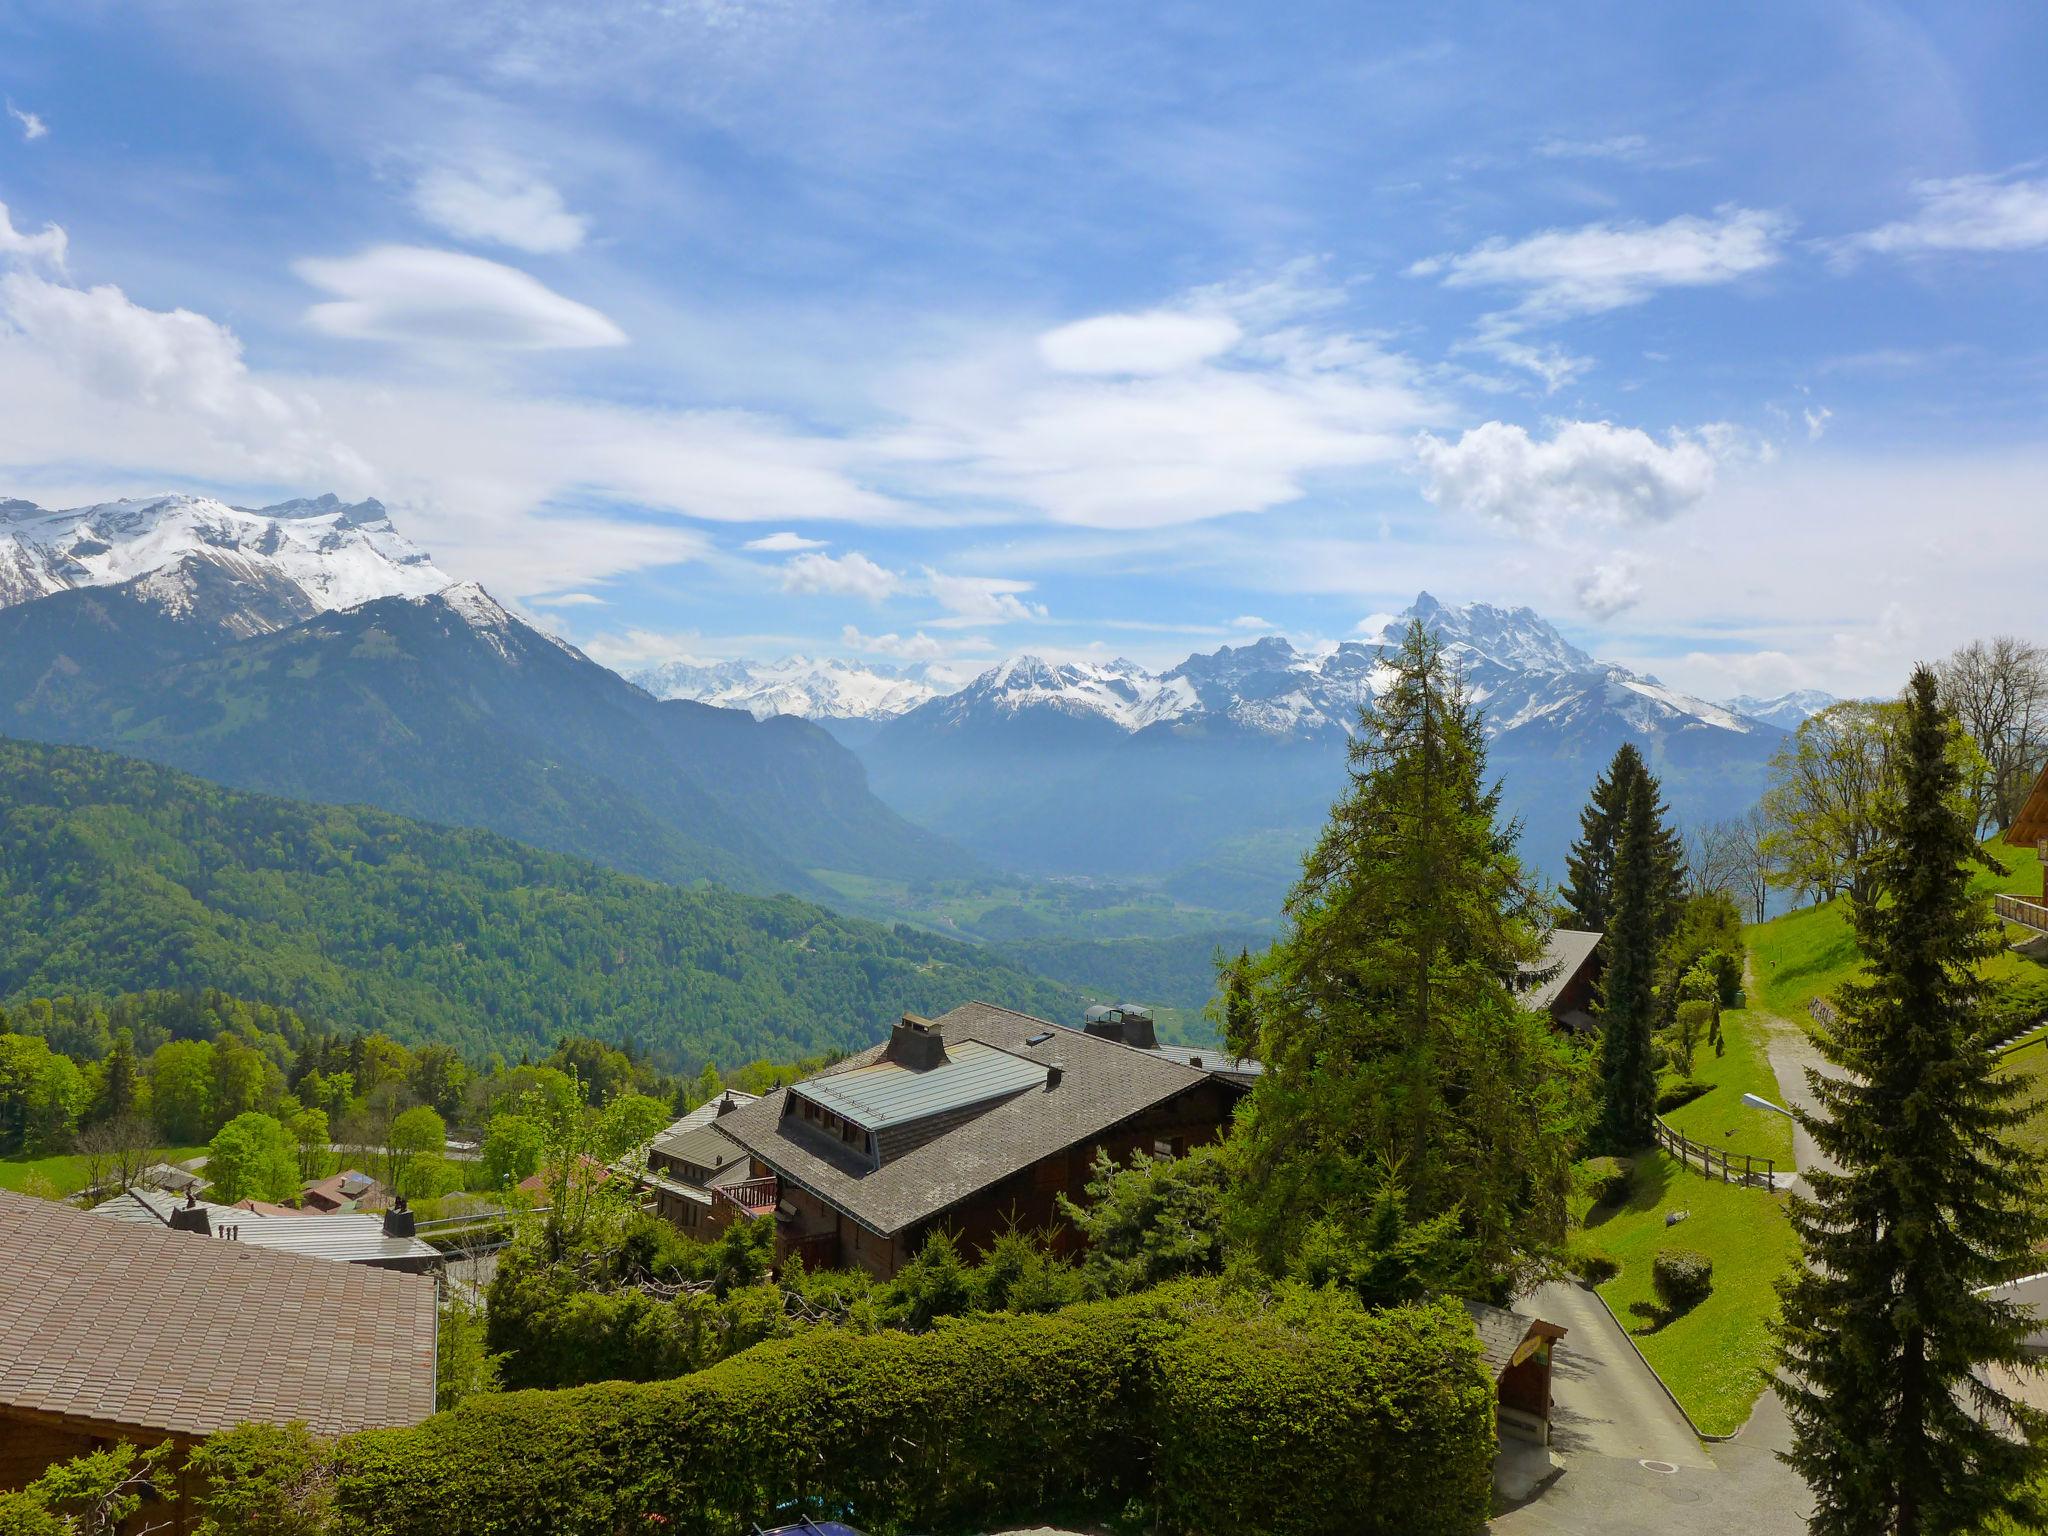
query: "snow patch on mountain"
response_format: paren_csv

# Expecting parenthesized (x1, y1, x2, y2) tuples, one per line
(630, 655, 951, 721)
(0, 492, 450, 620)
(1721, 689, 1837, 730)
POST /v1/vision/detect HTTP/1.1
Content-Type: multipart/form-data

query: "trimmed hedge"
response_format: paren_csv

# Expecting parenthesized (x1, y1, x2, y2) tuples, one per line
(1652, 1247, 1714, 1312)
(326, 1282, 1493, 1536)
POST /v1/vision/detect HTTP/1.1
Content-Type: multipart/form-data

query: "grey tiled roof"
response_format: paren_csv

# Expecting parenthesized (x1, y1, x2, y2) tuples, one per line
(1522, 927, 1602, 1012)
(649, 1091, 761, 1153)
(651, 1123, 746, 1176)
(0, 1187, 436, 1440)
(94, 1187, 441, 1267)
(716, 1001, 1217, 1237)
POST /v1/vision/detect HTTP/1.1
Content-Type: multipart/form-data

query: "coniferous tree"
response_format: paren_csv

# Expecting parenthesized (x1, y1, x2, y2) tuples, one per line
(1561, 743, 1683, 939)
(1774, 668, 2048, 1536)
(95, 1027, 141, 1123)
(1225, 622, 1583, 1295)
(1596, 773, 1659, 1148)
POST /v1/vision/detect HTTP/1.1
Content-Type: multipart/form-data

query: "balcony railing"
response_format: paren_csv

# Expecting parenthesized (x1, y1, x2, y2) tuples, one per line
(714, 1176, 780, 1215)
(1996, 893, 2048, 935)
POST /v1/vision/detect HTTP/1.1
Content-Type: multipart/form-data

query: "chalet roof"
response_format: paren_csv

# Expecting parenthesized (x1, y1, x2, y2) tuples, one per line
(1463, 1300, 1567, 1380)
(653, 1123, 746, 1175)
(0, 1187, 435, 1441)
(650, 1090, 762, 1153)
(95, 1187, 440, 1268)
(716, 1001, 1217, 1238)
(1522, 928, 1603, 1013)
(2009, 762, 2048, 848)
(794, 1038, 1049, 1132)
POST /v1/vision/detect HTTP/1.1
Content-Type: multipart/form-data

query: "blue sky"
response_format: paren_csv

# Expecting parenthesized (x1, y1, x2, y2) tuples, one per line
(1, 1, 2044, 697)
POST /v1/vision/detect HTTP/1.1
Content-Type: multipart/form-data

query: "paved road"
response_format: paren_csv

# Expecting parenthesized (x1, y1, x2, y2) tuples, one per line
(1490, 1282, 1810, 1536)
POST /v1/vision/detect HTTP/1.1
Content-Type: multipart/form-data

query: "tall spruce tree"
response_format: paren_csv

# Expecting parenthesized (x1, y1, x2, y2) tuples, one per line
(1561, 743, 1683, 938)
(1596, 772, 1659, 1148)
(1225, 622, 1583, 1295)
(1774, 668, 2048, 1536)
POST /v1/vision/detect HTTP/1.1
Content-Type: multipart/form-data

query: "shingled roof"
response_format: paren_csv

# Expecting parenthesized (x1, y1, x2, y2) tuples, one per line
(1521, 928, 1602, 1012)
(715, 1001, 1216, 1237)
(0, 1187, 436, 1441)
(2009, 762, 2048, 848)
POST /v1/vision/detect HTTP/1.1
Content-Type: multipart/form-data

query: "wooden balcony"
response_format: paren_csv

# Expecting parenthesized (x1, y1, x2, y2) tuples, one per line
(712, 1176, 780, 1217)
(1996, 892, 2048, 935)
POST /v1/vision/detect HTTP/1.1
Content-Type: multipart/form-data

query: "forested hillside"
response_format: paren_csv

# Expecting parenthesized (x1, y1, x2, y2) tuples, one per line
(0, 738, 1082, 1070)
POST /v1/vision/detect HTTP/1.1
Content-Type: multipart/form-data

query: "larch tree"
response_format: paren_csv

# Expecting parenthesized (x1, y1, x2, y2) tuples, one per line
(1225, 621, 1583, 1298)
(1595, 772, 1660, 1149)
(1774, 668, 2048, 1536)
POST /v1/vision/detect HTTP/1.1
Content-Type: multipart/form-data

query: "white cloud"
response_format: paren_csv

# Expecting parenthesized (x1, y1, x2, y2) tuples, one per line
(1037, 310, 1242, 376)
(924, 568, 1048, 624)
(876, 279, 1443, 530)
(0, 268, 366, 484)
(1534, 134, 1647, 162)
(779, 550, 901, 601)
(1413, 206, 1789, 319)
(840, 624, 948, 660)
(1840, 170, 2048, 259)
(7, 103, 48, 142)
(743, 530, 828, 552)
(1573, 555, 1644, 620)
(296, 245, 626, 349)
(1804, 405, 1832, 440)
(1414, 419, 1717, 537)
(1229, 614, 1273, 630)
(413, 160, 588, 254)
(0, 200, 67, 266)
(529, 591, 607, 607)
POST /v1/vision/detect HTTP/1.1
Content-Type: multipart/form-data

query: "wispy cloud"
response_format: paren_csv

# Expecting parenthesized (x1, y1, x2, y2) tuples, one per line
(1533, 133, 1647, 162)
(0, 200, 67, 266)
(1836, 169, 2048, 260)
(743, 531, 828, 552)
(1573, 554, 1644, 619)
(529, 591, 608, 607)
(6, 103, 48, 142)
(924, 568, 1048, 625)
(296, 245, 625, 349)
(412, 157, 588, 254)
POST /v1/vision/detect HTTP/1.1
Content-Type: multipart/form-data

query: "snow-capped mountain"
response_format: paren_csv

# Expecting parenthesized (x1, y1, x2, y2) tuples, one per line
(630, 655, 952, 721)
(1721, 689, 1837, 731)
(0, 492, 449, 620)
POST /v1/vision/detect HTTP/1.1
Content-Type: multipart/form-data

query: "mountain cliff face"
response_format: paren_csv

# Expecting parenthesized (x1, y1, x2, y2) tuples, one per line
(0, 494, 971, 900)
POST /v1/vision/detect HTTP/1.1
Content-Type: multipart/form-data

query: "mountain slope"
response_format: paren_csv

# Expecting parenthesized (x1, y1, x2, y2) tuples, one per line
(0, 578, 971, 898)
(1721, 690, 1837, 731)
(0, 737, 1079, 1070)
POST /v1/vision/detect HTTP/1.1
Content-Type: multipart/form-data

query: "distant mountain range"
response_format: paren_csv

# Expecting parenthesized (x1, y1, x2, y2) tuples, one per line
(1718, 689, 1838, 731)
(632, 654, 953, 721)
(0, 494, 967, 902)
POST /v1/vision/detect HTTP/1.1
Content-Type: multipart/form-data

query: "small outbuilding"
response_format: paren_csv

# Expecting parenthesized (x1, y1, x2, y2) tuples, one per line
(1465, 1301, 1569, 1444)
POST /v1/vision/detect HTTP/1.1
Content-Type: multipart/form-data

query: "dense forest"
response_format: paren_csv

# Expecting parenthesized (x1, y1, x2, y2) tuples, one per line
(0, 738, 1083, 1070)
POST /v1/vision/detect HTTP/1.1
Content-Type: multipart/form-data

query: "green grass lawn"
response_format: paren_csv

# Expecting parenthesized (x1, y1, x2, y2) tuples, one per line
(1747, 841, 2044, 1021)
(1660, 1003, 1795, 1170)
(1580, 1149, 1799, 1436)
(0, 1146, 207, 1197)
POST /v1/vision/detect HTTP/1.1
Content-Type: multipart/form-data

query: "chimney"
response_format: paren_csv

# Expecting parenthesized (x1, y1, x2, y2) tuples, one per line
(716, 1092, 738, 1117)
(1117, 1005, 1159, 1051)
(884, 1014, 949, 1071)
(383, 1195, 417, 1240)
(1047, 1060, 1065, 1089)
(168, 1191, 211, 1237)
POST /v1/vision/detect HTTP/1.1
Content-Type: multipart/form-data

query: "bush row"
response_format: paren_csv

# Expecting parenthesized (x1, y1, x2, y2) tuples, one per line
(309, 1281, 1494, 1536)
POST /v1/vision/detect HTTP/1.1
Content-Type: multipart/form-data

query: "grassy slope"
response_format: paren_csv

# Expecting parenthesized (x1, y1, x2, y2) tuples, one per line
(0, 1147, 205, 1197)
(1583, 1149, 1798, 1436)
(1661, 1003, 1795, 1168)
(1746, 843, 2042, 1021)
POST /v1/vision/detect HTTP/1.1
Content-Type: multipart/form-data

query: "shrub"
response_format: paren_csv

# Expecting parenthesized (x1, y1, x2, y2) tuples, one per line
(1671, 998, 1713, 1076)
(1568, 1241, 1620, 1286)
(1656, 1078, 1710, 1114)
(1651, 1247, 1714, 1312)
(1578, 1155, 1634, 1209)
(306, 1282, 1494, 1536)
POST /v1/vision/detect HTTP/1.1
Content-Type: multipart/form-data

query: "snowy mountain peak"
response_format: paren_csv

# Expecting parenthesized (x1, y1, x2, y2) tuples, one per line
(1721, 689, 1837, 731)
(0, 490, 450, 621)
(629, 654, 950, 721)
(1395, 591, 1595, 676)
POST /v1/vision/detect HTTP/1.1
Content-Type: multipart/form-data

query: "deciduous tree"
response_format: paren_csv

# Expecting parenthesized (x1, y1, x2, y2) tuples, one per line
(1936, 635, 2048, 834)
(206, 1112, 302, 1205)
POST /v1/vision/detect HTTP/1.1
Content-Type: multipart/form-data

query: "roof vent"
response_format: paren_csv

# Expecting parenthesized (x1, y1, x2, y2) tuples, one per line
(885, 1013, 949, 1071)
(1047, 1060, 1065, 1089)
(1025, 1030, 1055, 1046)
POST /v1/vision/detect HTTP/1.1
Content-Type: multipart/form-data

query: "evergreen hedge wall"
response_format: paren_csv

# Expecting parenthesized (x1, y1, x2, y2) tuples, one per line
(326, 1283, 1493, 1536)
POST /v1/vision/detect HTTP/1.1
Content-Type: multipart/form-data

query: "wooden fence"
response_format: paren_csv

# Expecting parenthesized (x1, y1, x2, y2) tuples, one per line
(1995, 892, 2048, 935)
(1653, 1115, 1777, 1188)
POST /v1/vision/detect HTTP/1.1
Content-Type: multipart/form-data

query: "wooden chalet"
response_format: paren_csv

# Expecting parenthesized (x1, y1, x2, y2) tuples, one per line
(2000, 761, 2048, 939)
